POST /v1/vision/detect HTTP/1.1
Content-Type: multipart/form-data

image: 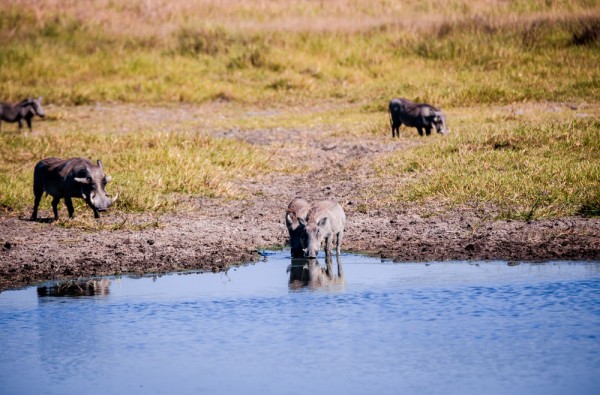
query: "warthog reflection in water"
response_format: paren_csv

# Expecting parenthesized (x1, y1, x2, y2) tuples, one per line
(37, 279, 111, 297)
(288, 255, 344, 290)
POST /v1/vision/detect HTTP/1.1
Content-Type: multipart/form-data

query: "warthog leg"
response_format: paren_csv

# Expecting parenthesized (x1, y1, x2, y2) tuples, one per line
(51, 197, 60, 220)
(64, 198, 75, 218)
(336, 230, 344, 255)
(325, 236, 333, 256)
(31, 190, 43, 221)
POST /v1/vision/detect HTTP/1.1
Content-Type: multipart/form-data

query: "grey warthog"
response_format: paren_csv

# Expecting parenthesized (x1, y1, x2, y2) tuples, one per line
(31, 157, 119, 221)
(285, 197, 311, 257)
(0, 97, 45, 132)
(300, 200, 346, 258)
(389, 97, 448, 137)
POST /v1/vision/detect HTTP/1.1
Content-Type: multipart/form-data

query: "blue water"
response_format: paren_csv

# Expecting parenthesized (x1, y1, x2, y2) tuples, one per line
(0, 251, 599, 395)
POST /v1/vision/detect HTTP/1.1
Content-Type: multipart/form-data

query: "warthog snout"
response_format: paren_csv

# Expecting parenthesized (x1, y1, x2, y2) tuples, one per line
(33, 97, 45, 117)
(88, 191, 119, 211)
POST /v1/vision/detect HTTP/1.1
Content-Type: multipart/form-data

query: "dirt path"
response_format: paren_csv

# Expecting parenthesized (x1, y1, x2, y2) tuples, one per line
(1, 104, 598, 292)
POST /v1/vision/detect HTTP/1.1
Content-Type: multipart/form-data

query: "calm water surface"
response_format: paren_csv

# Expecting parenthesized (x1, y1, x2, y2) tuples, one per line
(0, 251, 599, 395)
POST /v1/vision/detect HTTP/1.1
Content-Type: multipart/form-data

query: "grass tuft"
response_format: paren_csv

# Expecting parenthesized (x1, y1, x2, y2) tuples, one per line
(176, 27, 232, 56)
(571, 16, 600, 46)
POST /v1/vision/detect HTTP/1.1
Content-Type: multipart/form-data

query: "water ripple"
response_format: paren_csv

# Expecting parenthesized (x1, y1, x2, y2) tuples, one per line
(0, 253, 598, 395)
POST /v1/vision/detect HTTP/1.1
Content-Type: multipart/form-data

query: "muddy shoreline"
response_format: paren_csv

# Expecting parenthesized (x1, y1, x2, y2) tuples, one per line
(1, 205, 598, 292)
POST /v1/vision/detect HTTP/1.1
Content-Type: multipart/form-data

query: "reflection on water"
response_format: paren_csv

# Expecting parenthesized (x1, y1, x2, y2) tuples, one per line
(288, 255, 345, 290)
(0, 251, 599, 395)
(32, 280, 112, 384)
(37, 279, 111, 297)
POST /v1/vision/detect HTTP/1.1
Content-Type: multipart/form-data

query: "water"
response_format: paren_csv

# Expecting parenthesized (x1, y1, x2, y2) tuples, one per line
(0, 251, 599, 395)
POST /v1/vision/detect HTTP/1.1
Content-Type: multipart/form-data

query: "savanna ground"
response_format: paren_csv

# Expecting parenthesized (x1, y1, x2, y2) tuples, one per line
(1, 0, 599, 291)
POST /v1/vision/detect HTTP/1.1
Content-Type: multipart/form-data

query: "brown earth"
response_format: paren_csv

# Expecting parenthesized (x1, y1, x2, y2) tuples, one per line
(1, 103, 598, 292)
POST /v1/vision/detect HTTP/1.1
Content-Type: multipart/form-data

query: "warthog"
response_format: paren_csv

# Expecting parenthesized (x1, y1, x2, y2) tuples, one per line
(300, 200, 346, 258)
(288, 256, 345, 290)
(0, 97, 45, 132)
(285, 197, 311, 257)
(389, 97, 448, 137)
(31, 157, 118, 221)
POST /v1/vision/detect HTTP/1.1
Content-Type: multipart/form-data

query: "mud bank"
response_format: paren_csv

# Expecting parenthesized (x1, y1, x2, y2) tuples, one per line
(1, 205, 598, 292)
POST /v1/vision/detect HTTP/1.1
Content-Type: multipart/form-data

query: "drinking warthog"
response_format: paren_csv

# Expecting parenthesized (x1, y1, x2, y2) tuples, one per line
(0, 97, 45, 132)
(300, 200, 346, 258)
(31, 157, 118, 221)
(389, 97, 448, 137)
(285, 197, 311, 257)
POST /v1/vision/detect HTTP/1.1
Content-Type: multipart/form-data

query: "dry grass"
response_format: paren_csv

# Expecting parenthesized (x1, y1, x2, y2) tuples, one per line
(1, 1, 599, 106)
(4, 0, 599, 36)
(0, 0, 599, 219)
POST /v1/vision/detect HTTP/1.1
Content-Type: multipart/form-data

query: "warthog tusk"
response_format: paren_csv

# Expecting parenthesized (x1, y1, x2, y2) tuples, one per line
(111, 192, 119, 204)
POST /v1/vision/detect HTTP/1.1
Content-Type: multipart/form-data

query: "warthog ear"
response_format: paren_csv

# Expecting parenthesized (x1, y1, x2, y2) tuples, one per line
(317, 217, 328, 227)
(37, 97, 42, 103)
(74, 177, 91, 184)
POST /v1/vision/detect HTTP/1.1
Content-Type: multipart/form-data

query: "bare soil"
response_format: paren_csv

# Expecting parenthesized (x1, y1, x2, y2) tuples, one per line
(1, 103, 598, 292)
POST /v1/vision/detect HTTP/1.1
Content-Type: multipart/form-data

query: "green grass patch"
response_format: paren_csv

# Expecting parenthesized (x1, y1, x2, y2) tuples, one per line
(0, 129, 279, 215)
(380, 116, 600, 219)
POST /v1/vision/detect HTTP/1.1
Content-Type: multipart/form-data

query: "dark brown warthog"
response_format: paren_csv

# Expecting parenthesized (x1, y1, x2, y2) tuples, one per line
(0, 97, 45, 132)
(31, 157, 118, 221)
(300, 200, 346, 258)
(389, 97, 448, 137)
(285, 197, 311, 257)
